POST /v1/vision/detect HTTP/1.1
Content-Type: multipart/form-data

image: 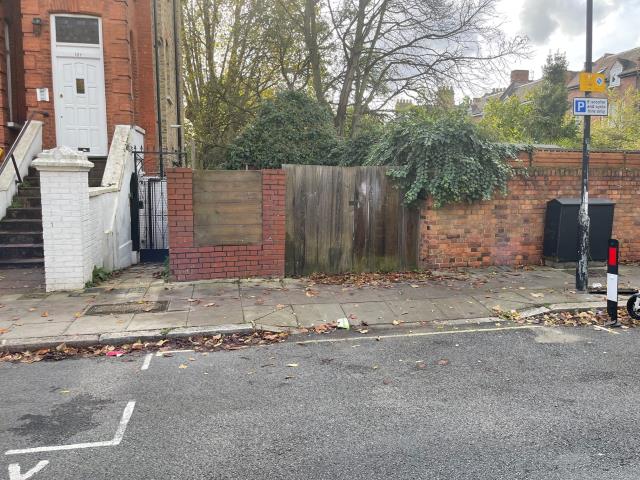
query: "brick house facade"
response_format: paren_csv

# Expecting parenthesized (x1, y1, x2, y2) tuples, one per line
(0, 0, 183, 160)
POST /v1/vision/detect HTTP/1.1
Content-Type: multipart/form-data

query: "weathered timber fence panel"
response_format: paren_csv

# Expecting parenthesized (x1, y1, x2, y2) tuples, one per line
(193, 170, 262, 246)
(285, 165, 419, 275)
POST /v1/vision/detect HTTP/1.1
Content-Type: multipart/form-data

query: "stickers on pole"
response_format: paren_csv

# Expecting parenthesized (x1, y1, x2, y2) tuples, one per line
(573, 97, 608, 116)
(579, 72, 606, 92)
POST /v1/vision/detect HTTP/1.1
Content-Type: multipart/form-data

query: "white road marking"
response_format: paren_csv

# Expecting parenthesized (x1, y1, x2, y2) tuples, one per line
(5, 401, 136, 456)
(296, 325, 544, 345)
(155, 349, 194, 356)
(593, 325, 620, 335)
(8, 460, 49, 479)
(141, 353, 153, 370)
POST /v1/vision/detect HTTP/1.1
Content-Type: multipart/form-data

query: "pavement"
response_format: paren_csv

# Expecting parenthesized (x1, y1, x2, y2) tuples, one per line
(1, 263, 639, 351)
(2, 323, 640, 479)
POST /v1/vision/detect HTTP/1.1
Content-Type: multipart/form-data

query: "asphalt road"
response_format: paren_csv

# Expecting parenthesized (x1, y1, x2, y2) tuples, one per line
(2, 323, 640, 479)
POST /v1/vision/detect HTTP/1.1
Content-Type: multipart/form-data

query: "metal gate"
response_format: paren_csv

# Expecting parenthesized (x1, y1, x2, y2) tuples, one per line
(130, 149, 184, 262)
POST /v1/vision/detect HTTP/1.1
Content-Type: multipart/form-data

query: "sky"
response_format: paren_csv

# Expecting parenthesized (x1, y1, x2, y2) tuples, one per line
(495, 0, 640, 83)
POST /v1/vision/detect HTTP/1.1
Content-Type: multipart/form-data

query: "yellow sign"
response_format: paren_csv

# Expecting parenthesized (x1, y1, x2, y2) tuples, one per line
(579, 72, 606, 92)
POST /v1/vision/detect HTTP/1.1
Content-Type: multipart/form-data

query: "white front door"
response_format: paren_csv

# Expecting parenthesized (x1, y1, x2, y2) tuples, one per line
(51, 15, 108, 156)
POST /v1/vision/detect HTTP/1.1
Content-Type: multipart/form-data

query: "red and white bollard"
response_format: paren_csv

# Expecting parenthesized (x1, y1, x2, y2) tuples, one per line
(606, 239, 620, 327)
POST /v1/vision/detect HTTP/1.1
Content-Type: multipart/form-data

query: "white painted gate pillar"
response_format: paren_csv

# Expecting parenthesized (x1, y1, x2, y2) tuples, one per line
(33, 147, 94, 291)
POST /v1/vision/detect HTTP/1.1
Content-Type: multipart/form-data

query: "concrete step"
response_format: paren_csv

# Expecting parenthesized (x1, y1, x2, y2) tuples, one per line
(0, 243, 44, 260)
(5, 207, 42, 220)
(17, 186, 41, 197)
(0, 231, 43, 244)
(0, 258, 44, 268)
(21, 177, 40, 188)
(0, 219, 43, 232)
(13, 196, 41, 208)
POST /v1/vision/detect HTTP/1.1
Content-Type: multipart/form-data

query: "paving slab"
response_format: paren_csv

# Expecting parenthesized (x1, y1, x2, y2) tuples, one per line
(473, 292, 535, 313)
(127, 311, 188, 331)
(396, 284, 459, 300)
(340, 301, 397, 325)
(193, 282, 240, 298)
(64, 314, 134, 335)
(167, 297, 195, 312)
(433, 296, 491, 320)
(187, 304, 244, 326)
(292, 303, 345, 327)
(1, 321, 71, 339)
(243, 305, 298, 327)
(386, 299, 446, 323)
(240, 285, 290, 306)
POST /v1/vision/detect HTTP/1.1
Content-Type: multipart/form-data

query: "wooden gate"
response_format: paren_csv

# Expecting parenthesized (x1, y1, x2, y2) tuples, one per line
(284, 165, 419, 276)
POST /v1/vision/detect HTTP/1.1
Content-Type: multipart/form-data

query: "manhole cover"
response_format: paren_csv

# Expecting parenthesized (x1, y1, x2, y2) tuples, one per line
(85, 301, 168, 315)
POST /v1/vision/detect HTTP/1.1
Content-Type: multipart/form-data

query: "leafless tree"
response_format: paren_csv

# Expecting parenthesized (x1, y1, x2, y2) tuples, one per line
(317, 0, 528, 135)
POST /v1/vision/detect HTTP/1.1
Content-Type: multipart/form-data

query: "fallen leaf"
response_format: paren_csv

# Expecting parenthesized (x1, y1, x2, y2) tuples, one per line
(383, 378, 392, 385)
(28, 307, 36, 312)
(416, 361, 427, 370)
(178, 364, 188, 369)
(187, 298, 200, 303)
(359, 329, 369, 334)
(437, 358, 450, 366)
(530, 293, 544, 298)
(0, 328, 8, 335)
(410, 284, 420, 288)
(204, 303, 216, 307)
(106, 350, 126, 357)
(275, 304, 287, 310)
(392, 320, 400, 326)
(41, 311, 49, 317)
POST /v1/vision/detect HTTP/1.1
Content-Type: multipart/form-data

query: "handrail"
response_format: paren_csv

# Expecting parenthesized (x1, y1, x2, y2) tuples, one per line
(0, 110, 49, 184)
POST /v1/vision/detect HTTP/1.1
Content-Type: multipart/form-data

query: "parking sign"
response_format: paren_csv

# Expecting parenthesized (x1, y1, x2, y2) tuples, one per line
(572, 97, 608, 116)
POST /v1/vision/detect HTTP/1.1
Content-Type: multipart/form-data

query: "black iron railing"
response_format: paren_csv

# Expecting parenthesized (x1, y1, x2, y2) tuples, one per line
(0, 110, 49, 184)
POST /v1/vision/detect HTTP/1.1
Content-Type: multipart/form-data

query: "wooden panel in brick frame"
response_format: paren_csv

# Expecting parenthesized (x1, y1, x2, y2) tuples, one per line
(192, 170, 263, 246)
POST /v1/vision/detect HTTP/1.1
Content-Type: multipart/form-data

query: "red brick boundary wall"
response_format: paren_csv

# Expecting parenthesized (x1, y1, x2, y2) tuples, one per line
(420, 150, 640, 269)
(167, 168, 285, 280)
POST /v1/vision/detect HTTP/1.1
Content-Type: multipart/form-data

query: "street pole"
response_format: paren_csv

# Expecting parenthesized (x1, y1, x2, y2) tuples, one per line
(576, 0, 593, 291)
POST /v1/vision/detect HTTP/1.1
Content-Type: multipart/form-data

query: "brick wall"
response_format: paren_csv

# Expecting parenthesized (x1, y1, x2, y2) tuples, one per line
(167, 168, 286, 280)
(13, 0, 162, 156)
(420, 150, 640, 269)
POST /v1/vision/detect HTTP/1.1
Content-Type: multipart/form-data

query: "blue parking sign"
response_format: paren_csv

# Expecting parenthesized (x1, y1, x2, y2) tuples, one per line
(573, 97, 608, 116)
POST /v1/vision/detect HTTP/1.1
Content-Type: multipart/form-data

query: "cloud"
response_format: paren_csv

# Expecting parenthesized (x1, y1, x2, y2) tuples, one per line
(519, 0, 622, 45)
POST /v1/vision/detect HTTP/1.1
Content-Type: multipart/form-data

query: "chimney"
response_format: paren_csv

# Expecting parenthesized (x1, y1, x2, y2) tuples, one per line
(510, 70, 529, 84)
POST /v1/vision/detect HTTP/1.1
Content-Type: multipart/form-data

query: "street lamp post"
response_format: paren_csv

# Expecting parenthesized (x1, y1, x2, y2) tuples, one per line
(576, 0, 593, 291)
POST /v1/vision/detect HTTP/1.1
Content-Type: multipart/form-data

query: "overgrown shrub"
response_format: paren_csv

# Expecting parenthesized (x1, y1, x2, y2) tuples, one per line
(330, 120, 384, 166)
(225, 91, 339, 169)
(366, 110, 519, 207)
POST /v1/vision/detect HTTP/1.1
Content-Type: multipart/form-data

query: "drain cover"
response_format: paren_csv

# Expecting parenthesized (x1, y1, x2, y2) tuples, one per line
(85, 301, 168, 316)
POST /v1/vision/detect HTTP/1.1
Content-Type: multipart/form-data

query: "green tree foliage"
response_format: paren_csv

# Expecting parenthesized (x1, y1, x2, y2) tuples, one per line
(225, 91, 339, 169)
(526, 53, 578, 143)
(480, 96, 532, 143)
(366, 110, 518, 207)
(182, 0, 310, 168)
(329, 116, 384, 166)
(591, 90, 640, 150)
